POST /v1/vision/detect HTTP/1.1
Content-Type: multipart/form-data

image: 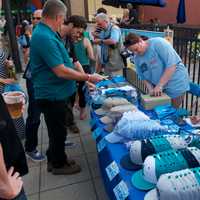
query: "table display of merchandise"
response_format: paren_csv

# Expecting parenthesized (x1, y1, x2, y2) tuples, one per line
(88, 75, 200, 200)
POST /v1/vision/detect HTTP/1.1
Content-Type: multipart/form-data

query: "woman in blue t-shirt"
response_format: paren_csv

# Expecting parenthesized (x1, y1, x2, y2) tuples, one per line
(124, 33, 190, 108)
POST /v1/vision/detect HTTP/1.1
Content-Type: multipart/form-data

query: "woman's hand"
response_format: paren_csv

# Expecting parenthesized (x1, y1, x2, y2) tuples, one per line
(5, 60, 14, 69)
(152, 85, 163, 96)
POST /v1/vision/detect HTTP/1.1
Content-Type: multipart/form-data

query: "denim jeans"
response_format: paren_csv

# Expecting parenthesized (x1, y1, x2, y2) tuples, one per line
(65, 93, 76, 127)
(13, 189, 27, 200)
(0, 188, 27, 200)
(25, 79, 42, 152)
(37, 99, 68, 167)
(77, 65, 91, 108)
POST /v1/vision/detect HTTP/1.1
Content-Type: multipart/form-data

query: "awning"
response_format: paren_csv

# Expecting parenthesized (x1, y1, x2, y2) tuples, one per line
(102, 0, 166, 7)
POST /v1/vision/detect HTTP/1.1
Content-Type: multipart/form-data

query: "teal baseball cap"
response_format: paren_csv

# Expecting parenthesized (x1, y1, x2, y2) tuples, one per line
(131, 169, 155, 191)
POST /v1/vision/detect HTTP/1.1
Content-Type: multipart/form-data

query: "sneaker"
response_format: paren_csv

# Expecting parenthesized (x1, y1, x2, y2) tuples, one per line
(68, 124, 80, 134)
(51, 163, 81, 175)
(65, 140, 77, 148)
(26, 150, 46, 162)
(47, 159, 76, 172)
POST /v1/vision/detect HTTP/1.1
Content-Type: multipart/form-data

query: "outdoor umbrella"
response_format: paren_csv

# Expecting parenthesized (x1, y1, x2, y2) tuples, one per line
(176, 0, 186, 23)
(102, 0, 166, 7)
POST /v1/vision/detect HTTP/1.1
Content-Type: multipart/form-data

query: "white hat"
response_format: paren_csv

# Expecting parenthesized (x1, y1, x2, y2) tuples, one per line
(145, 168, 200, 200)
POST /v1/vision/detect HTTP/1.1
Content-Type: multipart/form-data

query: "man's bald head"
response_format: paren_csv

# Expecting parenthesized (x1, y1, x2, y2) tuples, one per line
(32, 9, 42, 26)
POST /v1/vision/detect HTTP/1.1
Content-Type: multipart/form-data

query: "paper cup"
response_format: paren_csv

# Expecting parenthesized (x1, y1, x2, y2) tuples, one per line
(2, 91, 25, 119)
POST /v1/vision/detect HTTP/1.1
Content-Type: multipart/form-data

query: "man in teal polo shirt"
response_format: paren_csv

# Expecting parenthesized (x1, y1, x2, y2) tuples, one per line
(30, 0, 102, 175)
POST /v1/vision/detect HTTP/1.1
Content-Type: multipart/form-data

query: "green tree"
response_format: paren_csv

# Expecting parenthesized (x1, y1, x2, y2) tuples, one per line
(10, 0, 28, 11)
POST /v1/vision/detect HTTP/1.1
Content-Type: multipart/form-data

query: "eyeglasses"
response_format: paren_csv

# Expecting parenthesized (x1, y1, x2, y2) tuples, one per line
(33, 17, 41, 20)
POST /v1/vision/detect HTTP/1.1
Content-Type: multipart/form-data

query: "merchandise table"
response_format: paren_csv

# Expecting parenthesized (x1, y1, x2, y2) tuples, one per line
(90, 95, 196, 200)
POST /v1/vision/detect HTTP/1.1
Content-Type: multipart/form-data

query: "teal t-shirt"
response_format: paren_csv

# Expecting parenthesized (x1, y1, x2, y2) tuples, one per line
(73, 39, 90, 66)
(30, 22, 76, 100)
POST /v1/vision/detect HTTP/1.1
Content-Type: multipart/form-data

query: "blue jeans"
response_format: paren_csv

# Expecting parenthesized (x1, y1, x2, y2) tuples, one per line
(0, 188, 27, 200)
(25, 79, 42, 152)
(13, 189, 27, 200)
(37, 99, 68, 167)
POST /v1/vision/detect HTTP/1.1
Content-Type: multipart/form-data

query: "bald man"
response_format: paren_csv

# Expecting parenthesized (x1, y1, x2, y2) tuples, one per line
(23, 9, 46, 162)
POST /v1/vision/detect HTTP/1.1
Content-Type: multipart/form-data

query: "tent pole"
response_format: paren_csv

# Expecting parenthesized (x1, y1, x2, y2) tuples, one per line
(3, 0, 22, 72)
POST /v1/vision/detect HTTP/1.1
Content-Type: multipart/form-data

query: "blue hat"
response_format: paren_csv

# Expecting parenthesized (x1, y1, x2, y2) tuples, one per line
(105, 132, 128, 143)
(131, 170, 155, 191)
(120, 153, 141, 170)
(105, 118, 167, 144)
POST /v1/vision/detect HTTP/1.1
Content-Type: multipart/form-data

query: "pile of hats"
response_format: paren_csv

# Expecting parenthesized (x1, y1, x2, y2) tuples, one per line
(96, 98, 137, 124)
(105, 111, 168, 143)
(120, 134, 193, 170)
(145, 167, 200, 200)
(120, 133, 200, 199)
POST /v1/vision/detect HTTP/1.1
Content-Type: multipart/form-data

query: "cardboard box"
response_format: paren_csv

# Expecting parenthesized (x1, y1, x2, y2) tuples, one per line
(141, 93, 171, 110)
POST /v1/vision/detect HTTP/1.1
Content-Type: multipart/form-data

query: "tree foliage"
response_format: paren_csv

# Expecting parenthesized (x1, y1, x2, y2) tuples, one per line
(10, 0, 28, 10)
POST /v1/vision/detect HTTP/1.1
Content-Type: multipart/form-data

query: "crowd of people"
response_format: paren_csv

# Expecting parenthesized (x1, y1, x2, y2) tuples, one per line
(0, 0, 190, 199)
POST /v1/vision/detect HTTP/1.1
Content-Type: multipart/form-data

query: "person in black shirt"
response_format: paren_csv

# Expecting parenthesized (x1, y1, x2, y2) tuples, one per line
(127, 3, 139, 24)
(0, 94, 28, 199)
(59, 16, 87, 133)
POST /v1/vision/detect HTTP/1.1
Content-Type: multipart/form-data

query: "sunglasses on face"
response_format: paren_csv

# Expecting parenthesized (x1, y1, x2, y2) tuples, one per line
(33, 17, 41, 20)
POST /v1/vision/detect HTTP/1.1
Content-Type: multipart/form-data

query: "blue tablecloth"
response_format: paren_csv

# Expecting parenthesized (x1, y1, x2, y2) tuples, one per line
(88, 75, 197, 200)
(90, 103, 196, 200)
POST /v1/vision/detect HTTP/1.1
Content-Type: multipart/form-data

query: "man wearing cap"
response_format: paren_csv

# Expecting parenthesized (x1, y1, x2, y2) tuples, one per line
(124, 33, 190, 108)
(94, 13, 124, 76)
(30, 0, 102, 175)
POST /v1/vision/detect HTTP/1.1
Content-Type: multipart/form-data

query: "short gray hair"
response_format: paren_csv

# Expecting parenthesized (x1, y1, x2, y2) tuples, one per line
(95, 13, 110, 22)
(42, 0, 67, 19)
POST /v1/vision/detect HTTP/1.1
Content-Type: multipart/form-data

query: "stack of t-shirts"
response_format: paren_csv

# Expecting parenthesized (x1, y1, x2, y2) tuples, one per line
(131, 147, 200, 190)
(141, 94, 171, 110)
(95, 79, 116, 88)
(145, 167, 200, 200)
(101, 85, 137, 101)
(154, 104, 177, 120)
(120, 134, 193, 170)
(105, 111, 168, 143)
(95, 75, 126, 89)
(90, 89, 106, 108)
